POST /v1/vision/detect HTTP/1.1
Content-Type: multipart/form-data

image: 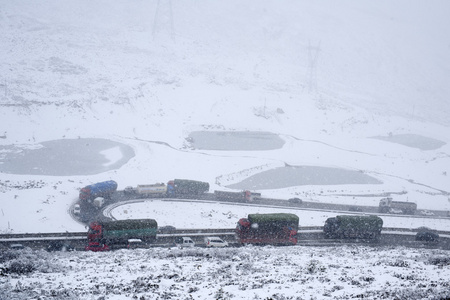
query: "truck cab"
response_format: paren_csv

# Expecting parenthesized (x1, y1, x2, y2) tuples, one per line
(87, 222, 103, 241)
(85, 242, 109, 252)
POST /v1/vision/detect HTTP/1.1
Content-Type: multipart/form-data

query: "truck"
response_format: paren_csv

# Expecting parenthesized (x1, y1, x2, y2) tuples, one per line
(93, 197, 105, 208)
(124, 179, 209, 197)
(378, 197, 417, 214)
(79, 180, 118, 202)
(214, 190, 261, 202)
(136, 183, 168, 196)
(323, 215, 383, 240)
(86, 219, 158, 251)
(235, 213, 299, 245)
(168, 179, 210, 195)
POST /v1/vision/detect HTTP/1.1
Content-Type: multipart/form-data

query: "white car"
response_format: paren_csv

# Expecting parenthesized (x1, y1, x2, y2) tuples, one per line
(73, 204, 81, 215)
(127, 239, 145, 249)
(175, 237, 195, 248)
(205, 237, 228, 248)
(10, 243, 25, 250)
(420, 210, 435, 216)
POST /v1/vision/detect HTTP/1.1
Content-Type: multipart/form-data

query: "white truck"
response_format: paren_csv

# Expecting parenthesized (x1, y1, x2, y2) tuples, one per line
(378, 197, 417, 214)
(93, 197, 105, 208)
(124, 183, 168, 197)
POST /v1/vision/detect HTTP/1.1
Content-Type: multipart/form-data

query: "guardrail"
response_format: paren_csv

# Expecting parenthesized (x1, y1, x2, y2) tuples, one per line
(2, 227, 449, 241)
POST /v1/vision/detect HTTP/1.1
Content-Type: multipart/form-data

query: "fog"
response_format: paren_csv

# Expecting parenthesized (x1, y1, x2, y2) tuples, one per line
(1, 0, 450, 298)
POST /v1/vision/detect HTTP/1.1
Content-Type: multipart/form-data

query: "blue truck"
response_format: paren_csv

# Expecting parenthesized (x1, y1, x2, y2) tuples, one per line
(79, 180, 118, 202)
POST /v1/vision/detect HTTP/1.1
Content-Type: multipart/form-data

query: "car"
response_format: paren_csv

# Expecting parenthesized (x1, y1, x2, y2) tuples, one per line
(389, 208, 403, 214)
(288, 197, 302, 204)
(420, 210, 435, 216)
(123, 186, 136, 195)
(9, 243, 25, 250)
(73, 204, 81, 215)
(127, 239, 145, 249)
(85, 242, 110, 252)
(205, 237, 228, 248)
(174, 237, 195, 248)
(415, 227, 439, 242)
(47, 241, 74, 252)
(348, 206, 362, 212)
(159, 225, 177, 234)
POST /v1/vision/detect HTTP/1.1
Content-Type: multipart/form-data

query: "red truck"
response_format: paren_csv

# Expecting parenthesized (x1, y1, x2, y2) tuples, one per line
(235, 213, 299, 245)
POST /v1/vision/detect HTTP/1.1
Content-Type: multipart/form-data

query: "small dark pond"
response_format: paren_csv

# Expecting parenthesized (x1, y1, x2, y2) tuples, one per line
(372, 134, 445, 150)
(188, 131, 285, 151)
(226, 165, 382, 190)
(0, 138, 135, 176)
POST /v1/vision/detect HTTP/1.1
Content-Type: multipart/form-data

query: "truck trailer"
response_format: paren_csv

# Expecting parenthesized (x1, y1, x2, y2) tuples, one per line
(323, 215, 383, 240)
(79, 180, 118, 202)
(214, 190, 261, 202)
(86, 219, 158, 250)
(378, 197, 417, 214)
(124, 179, 209, 197)
(235, 213, 299, 245)
(168, 179, 210, 195)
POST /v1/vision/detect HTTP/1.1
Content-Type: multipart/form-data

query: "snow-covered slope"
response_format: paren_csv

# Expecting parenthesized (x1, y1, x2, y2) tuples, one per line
(1, 246, 450, 299)
(1, 0, 450, 235)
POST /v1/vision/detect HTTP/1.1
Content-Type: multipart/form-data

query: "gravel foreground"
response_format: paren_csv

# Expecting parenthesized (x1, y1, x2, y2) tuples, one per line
(1, 245, 449, 299)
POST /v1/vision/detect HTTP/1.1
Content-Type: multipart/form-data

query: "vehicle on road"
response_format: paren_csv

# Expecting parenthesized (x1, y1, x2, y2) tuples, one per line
(127, 239, 145, 249)
(86, 219, 158, 250)
(348, 206, 362, 212)
(214, 190, 261, 202)
(158, 225, 177, 234)
(323, 215, 383, 240)
(79, 180, 118, 202)
(85, 242, 110, 252)
(378, 197, 417, 214)
(46, 241, 74, 252)
(9, 243, 25, 250)
(205, 237, 228, 247)
(175, 237, 195, 248)
(420, 210, 435, 216)
(235, 213, 299, 245)
(73, 204, 81, 215)
(124, 179, 209, 198)
(415, 227, 439, 243)
(288, 197, 302, 204)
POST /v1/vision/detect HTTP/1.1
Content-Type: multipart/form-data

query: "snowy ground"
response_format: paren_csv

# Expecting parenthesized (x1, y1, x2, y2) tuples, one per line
(1, 246, 450, 299)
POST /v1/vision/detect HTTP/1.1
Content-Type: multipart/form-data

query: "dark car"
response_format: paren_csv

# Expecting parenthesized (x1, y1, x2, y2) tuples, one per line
(47, 241, 75, 252)
(415, 227, 439, 242)
(348, 206, 362, 212)
(288, 198, 302, 204)
(159, 225, 177, 234)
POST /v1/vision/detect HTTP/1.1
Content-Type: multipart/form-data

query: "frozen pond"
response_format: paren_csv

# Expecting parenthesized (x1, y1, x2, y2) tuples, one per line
(188, 131, 285, 150)
(0, 138, 134, 176)
(372, 134, 445, 150)
(226, 166, 382, 190)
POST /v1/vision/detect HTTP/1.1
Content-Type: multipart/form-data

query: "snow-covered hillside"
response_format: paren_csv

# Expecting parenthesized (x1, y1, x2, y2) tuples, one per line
(1, 0, 450, 234)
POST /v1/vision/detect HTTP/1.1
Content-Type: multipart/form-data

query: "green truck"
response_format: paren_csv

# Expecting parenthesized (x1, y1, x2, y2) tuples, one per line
(169, 179, 210, 195)
(236, 213, 299, 245)
(86, 219, 158, 251)
(323, 215, 383, 240)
